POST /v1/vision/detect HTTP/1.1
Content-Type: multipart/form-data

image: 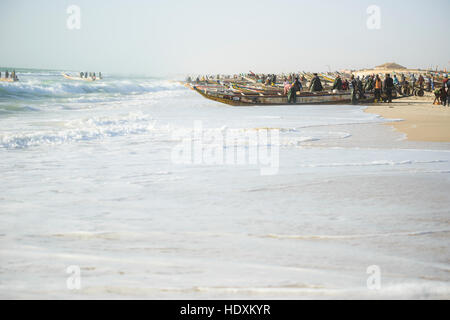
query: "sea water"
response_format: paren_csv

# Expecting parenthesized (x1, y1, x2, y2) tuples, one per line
(0, 69, 449, 299)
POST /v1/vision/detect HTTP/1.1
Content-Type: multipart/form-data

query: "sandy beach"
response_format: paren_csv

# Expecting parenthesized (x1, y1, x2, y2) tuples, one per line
(365, 95, 450, 142)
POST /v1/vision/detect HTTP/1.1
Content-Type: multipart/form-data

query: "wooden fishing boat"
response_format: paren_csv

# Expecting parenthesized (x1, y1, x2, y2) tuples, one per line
(191, 85, 374, 106)
(62, 73, 101, 82)
(231, 83, 284, 95)
(0, 77, 18, 82)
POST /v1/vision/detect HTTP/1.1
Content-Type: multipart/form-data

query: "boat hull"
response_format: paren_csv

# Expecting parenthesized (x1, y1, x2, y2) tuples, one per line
(192, 86, 373, 106)
(62, 73, 100, 82)
(0, 78, 17, 82)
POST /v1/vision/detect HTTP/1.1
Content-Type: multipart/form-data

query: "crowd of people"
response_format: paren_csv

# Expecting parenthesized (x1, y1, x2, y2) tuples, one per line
(79, 71, 102, 80)
(0, 70, 19, 81)
(433, 78, 449, 106)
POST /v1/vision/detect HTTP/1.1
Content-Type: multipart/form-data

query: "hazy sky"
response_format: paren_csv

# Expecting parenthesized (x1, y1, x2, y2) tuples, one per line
(1, 0, 449, 76)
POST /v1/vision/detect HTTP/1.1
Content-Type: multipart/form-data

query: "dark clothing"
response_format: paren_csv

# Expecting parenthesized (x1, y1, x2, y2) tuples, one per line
(332, 77, 342, 90)
(309, 76, 323, 92)
(292, 79, 302, 92)
(288, 80, 303, 104)
(441, 84, 448, 106)
(288, 87, 297, 104)
(350, 79, 358, 104)
(365, 78, 374, 91)
(342, 80, 349, 90)
(384, 77, 394, 103)
(374, 89, 382, 101)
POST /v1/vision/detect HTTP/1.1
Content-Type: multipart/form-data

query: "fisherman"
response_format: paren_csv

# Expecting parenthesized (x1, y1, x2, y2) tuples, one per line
(350, 75, 358, 105)
(288, 77, 302, 104)
(441, 75, 449, 106)
(365, 75, 374, 92)
(418, 75, 425, 93)
(283, 79, 291, 95)
(342, 79, 349, 90)
(399, 74, 406, 94)
(356, 76, 364, 99)
(441, 84, 447, 106)
(410, 74, 416, 95)
(446, 77, 450, 107)
(374, 75, 382, 102)
(393, 75, 399, 86)
(384, 73, 394, 104)
(332, 75, 342, 91)
(309, 73, 323, 92)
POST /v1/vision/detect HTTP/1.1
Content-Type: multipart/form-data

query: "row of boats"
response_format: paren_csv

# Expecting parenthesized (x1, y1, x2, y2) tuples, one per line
(183, 72, 374, 106)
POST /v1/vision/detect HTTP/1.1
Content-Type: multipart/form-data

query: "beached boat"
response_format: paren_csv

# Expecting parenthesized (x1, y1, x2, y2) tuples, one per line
(231, 83, 284, 95)
(190, 84, 374, 106)
(0, 77, 18, 82)
(62, 73, 101, 81)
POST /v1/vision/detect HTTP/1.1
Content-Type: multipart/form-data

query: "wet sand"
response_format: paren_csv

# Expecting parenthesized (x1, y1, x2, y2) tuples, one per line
(365, 95, 450, 142)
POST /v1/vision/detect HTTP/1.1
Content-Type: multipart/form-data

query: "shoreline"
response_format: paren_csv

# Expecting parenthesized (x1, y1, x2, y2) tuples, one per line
(364, 96, 450, 142)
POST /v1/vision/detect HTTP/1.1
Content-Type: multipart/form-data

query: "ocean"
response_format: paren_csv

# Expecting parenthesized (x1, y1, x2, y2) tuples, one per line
(0, 68, 449, 299)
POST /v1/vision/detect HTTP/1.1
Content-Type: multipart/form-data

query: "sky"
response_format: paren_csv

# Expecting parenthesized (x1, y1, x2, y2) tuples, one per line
(0, 0, 449, 76)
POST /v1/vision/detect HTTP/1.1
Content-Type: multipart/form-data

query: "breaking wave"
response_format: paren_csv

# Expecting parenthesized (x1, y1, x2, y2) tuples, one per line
(0, 112, 158, 149)
(0, 78, 183, 99)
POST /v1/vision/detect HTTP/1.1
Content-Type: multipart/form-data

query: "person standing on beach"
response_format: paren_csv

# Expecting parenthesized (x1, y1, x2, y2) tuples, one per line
(350, 75, 358, 105)
(418, 75, 425, 89)
(364, 75, 374, 92)
(374, 75, 382, 102)
(384, 74, 394, 104)
(441, 75, 448, 106)
(446, 78, 450, 107)
(288, 77, 302, 104)
(356, 76, 364, 99)
(411, 74, 416, 95)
